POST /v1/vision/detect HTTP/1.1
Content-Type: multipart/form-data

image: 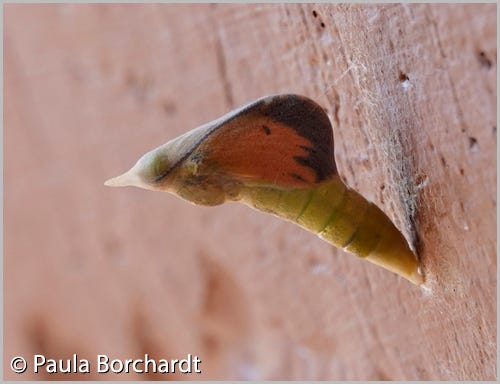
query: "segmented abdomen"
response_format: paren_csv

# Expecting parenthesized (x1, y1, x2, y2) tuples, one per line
(240, 176, 423, 284)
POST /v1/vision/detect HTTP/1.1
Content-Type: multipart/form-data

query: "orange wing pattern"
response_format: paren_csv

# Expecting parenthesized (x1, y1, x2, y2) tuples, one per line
(194, 95, 337, 188)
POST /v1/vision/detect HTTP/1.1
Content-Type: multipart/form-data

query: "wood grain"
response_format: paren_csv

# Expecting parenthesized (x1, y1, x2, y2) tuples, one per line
(4, 4, 496, 380)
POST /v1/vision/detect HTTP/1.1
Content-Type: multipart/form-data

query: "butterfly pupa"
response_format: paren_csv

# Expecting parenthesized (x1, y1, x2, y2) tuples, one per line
(105, 94, 424, 285)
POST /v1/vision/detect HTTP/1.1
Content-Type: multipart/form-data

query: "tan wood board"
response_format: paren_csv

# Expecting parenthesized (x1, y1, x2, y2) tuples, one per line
(4, 4, 496, 380)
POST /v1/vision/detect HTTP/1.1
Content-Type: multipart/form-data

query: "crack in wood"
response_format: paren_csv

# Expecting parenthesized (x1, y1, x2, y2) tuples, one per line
(426, 5, 468, 135)
(210, 12, 234, 109)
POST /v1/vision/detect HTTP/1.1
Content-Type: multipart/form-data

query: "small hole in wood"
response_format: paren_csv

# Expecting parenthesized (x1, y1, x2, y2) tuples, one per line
(415, 173, 428, 188)
(312, 10, 318, 18)
(398, 71, 409, 82)
(477, 50, 493, 69)
(468, 137, 479, 152)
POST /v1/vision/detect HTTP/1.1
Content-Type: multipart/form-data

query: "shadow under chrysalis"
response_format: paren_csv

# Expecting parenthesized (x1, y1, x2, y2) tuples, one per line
(105, 94, 424, 285)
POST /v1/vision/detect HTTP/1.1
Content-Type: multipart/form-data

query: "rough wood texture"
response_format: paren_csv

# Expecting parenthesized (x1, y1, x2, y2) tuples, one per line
(5, 4, 496, 380)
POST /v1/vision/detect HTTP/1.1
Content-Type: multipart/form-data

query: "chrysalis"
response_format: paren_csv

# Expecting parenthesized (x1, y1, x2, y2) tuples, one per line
(105, 94, 424, 285)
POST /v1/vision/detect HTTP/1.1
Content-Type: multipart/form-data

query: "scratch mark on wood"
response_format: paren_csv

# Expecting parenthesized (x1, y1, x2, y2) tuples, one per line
(210, 13, 234, 108)
(427, 5, 469, 134)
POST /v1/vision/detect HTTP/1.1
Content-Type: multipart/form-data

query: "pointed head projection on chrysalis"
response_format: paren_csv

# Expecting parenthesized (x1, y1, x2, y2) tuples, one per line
(105, 94, 337, 205)
(105, 94, 424, 285)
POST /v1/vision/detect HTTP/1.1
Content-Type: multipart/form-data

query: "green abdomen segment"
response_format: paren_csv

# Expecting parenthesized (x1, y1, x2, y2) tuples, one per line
(240, 176, 423, 285)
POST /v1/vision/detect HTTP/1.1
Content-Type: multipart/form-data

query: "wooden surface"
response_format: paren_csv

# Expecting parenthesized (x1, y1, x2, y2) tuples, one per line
(4, 4, 496, 380)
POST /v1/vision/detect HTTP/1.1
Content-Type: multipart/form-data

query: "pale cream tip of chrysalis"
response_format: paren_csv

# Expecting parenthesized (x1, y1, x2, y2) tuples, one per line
(104, 169, 142, 188)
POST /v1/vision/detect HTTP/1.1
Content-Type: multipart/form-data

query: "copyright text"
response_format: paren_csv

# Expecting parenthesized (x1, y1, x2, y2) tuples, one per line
(10, 354, 202, 375)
